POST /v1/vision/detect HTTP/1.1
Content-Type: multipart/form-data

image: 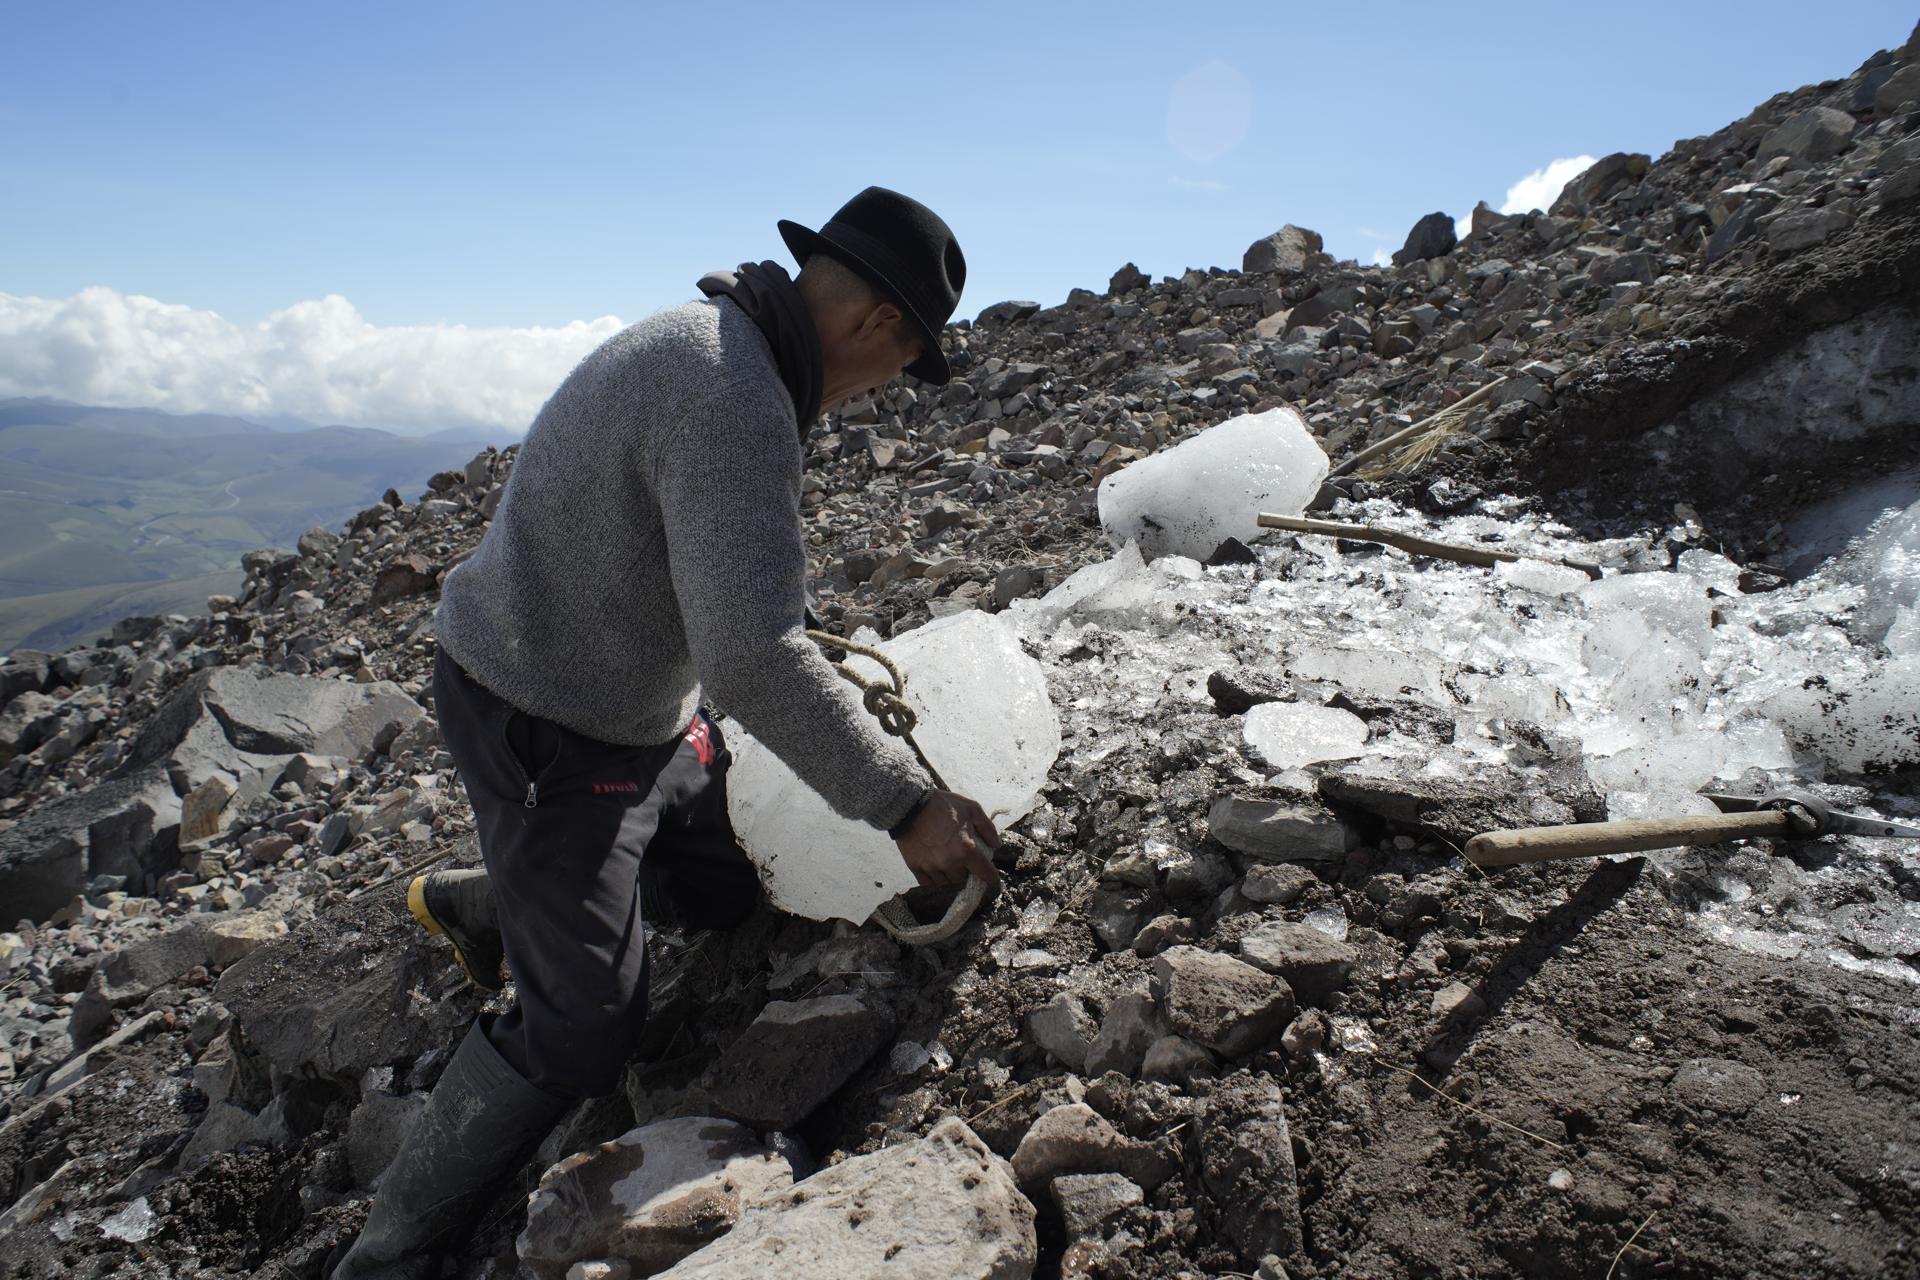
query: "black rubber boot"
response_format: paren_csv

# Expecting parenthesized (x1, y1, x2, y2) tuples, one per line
(326, 1020, 569, 1279)
(408, 869, 506, 992)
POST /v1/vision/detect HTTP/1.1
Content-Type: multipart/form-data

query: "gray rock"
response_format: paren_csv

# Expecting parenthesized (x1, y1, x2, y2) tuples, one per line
(1085, 992, 1167, 1077)
(1874, 64, 1920, 114)
(0, 765, 182, 919)
(120, 666, 424, 800)
(1766, 206, 1853, 252)
(518, 1116, 792, 1279)
(218, 884, 482, 1082)
(1208, 793, 1355, 862)
(1241, 864, 1318, 905)
(1757, 107, 1856, 164)
(1152, 946, 1295, 1059)
(1051, 1172, 1143, 1241)
(179, 1100, 259, 1168)
(1267, 335, 1323, 377)
(1236, 921, 1356, 1005)
(976, 300, 1042, 326)
(1108, 263, 1149, 296)
(1140, 1034, 1215, 1083)
(1395, 212, 1457, 264)
(1548, 153, 1649, 214)
(1010, 1103, 1175, 1195)
(653, 1117, 1034, 1279)
(0, 691, 62, 764)
(701, 995, 893, 1130)
(993, 565, 1047, 611)
(1028, 992, 1097, 1073)
(1243, 225, 1326, 276)
(1198, 1074, 1302, 1261)
(347, 1091, 427, 1186)
(1706, 201, 1767, 262)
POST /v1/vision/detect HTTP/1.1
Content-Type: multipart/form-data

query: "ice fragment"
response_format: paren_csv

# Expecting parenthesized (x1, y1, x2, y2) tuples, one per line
(1098, 407, 1328, 560)
(1243, 703, 1368, 770)
(100, 1197, 154, 1244)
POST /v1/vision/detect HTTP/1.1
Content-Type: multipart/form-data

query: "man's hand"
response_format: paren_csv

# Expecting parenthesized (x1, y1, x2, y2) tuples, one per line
(894, 790, 1002, 890)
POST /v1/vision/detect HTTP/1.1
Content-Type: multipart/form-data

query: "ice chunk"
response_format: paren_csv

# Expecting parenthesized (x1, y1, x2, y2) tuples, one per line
(1761, 655, 1920, 773)
(1097, 407, 1328, 560)
(727, 612, 1061, 924)
(100, 1197, 154, 1244)
(1494, 557, 1591, 597)
(1243, 702, 1368, 770)
(1288, 644, 1449, 702)
(1008, 541, 1158, 636)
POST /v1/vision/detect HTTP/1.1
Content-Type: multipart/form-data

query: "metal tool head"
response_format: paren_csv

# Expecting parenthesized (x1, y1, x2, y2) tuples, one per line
(1704, 791, 1920, 840)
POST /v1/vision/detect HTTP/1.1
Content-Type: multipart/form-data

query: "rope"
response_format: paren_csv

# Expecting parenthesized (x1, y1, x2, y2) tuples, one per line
(806, 629, 989, 946)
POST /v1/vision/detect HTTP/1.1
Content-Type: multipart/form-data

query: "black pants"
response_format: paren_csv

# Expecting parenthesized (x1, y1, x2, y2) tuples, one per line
(431, 644, 760, 1099)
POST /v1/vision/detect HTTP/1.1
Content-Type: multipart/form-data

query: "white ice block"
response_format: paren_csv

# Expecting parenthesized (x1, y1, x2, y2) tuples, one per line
(1097, 407, 1328, 560)
(1243, 702, 1369, 770)
(726, 611, 1061, 924)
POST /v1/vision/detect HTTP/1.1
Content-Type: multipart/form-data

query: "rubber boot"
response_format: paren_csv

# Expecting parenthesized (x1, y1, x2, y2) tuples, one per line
(326, 1020, 569, 1280)
(408, 869, 506, 992)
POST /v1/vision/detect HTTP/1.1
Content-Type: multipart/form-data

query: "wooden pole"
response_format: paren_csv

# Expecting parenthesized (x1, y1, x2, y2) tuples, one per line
(1255, 513, 1603, 578)
(1465, 811, 1791, 866)
(1327, 376, 1510, 479)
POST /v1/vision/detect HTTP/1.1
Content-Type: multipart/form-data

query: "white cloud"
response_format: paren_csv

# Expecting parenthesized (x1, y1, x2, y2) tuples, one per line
(1497, 155, 1598, 216)
(0, 287, 625, 433)
(1369, 247, 1393, 267)
(1168, 175, 1230, 192)
(1452, 155, 1599, 243)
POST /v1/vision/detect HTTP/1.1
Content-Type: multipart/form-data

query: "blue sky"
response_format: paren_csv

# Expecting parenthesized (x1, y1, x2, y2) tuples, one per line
(0, 1, 1911, 431)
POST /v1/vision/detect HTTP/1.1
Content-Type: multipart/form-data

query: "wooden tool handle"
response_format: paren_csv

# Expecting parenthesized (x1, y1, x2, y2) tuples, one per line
(1465, 811, 1791, 866)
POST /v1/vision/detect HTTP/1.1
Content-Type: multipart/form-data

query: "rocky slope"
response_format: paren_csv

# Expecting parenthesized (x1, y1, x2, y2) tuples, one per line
(1, 24, 1917, 1280)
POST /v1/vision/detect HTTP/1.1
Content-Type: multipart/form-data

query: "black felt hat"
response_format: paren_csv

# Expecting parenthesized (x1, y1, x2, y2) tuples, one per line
(779, 186, 965, 385)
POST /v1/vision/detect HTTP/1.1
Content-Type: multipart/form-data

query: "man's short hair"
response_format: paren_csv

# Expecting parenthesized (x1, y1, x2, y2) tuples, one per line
(798, 254, 917, 347)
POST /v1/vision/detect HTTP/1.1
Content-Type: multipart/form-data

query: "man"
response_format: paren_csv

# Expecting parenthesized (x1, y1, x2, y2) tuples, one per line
(328, 187, 1001, 1279)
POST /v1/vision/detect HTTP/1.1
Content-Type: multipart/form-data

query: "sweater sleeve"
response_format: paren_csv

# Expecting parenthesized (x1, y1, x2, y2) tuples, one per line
(649, 379, 929, 829)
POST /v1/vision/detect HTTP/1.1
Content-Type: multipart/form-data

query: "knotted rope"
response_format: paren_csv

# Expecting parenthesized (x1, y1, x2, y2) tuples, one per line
(807, 630, 991, 945)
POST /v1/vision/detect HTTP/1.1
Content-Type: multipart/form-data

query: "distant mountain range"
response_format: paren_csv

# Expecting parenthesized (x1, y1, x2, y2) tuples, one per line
(0, 398, 505, 652)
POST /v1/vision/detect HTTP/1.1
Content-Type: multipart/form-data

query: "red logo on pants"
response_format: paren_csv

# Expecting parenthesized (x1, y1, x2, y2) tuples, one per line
(685, 716, 716, 766)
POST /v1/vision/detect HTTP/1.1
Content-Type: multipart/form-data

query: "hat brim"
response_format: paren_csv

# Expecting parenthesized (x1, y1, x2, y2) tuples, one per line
(779, 219, 952, 385)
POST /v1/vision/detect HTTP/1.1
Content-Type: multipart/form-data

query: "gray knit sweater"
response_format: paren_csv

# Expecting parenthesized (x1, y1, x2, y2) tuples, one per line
(435, 298, 927, 830)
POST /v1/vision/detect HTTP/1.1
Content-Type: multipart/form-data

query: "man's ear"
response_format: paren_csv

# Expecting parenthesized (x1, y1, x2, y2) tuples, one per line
(859, 301, 904, 342)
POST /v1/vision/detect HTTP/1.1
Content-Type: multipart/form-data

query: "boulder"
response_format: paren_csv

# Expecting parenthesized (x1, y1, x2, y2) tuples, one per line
(518, 1116, 793, 1279)
(1009, 1104, 1176, 1195)
(1757, 107, 1856, 164)
(119, 666, 424, 800)
(0, 691, 62, 764)
(653, 1117, 1034, 1279)
(1235, 921, 1357, 1005)
(372, 554, 439, 604)
(1208, 793, 1355, 862)
(1085, 992, 1167, 1077)
(1151, 947, 1295, 1059)
(1242, 225, 1326, 276)
(1051, 1173, 1143, 1241)
(1875, 64, 1920, 114)
(1548, 153, 1648, 214)
(1027, 992, 1097, 1073)
(217, 883, 482, 1083)
(1108, 263, 1149, 295)
(699, 995, 893, 1129)
(1241, 864, 1318, 905)
(0, 765, 182, 917)
(1394, 212, 1457, 264)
